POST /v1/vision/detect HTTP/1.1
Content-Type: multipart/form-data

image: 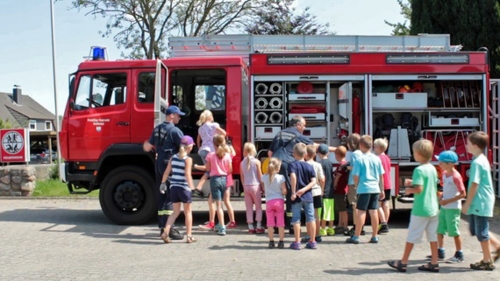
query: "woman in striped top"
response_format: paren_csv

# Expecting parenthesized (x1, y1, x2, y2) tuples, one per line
(160, 135, 197, 244)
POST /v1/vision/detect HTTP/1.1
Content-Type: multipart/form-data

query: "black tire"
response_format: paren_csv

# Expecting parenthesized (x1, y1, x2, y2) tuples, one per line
(99, 165, 156, 225)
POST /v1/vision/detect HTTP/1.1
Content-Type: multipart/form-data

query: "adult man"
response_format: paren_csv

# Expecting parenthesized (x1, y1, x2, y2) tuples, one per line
(268, 115, 336, 234)
(143, 105, 185, 239)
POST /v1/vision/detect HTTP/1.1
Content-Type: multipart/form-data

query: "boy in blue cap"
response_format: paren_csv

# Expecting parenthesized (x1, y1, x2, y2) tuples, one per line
(436, 150, 466, 263)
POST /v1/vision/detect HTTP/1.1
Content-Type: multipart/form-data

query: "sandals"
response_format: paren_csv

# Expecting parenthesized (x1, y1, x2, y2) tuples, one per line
(493, 248, 500, 263)
(418, 262, 440, 272)
(186, 236, 197, 243)
(161, 230, 172, 244)
(387, 260, 407, 272)
(470, 260, 495, 271)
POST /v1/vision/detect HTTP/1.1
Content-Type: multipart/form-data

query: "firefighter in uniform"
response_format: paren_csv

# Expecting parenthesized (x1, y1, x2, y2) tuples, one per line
(143, 105, 185, 239)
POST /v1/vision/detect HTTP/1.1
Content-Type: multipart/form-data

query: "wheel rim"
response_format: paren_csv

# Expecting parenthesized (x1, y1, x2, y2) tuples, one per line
(113, 181, 144, 211)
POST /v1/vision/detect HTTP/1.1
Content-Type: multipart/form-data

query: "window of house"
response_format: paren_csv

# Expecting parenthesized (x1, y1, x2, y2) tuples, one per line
(29, 120, 36, 130)
(45, 121, 52, 131)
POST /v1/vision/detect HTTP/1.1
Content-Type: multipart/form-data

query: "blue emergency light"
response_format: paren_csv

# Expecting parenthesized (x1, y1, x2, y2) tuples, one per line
(91, 46, 107, 61)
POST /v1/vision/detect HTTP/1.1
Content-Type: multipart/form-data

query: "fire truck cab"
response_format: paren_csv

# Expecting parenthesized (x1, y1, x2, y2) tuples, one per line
(59, 34, 499, 225)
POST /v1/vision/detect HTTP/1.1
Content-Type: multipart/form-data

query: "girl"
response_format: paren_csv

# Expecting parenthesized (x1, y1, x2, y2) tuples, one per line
(160, 135, 197, 244)
(374, 138, 392, 234)
(195, 110, 226, 230)
(262, 158, 287, 248)
(240, 142, 263, 234)
(204, 134, 232, 236)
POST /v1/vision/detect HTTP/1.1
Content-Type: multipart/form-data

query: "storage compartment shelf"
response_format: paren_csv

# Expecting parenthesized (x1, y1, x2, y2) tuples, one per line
(372, 92, 428, 109)
(288, 93, 325, 101)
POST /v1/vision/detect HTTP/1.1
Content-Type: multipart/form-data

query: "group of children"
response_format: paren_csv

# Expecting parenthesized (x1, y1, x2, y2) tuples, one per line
(157, 111, 500, 271)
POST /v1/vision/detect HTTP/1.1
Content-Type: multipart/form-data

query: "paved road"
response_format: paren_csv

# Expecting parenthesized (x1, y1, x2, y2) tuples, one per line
(0, 198, 499, 281)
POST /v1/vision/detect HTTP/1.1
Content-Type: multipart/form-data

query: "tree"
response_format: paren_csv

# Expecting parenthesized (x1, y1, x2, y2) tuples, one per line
(68, 0, 259, 59)
(411, 0, 500, 77)
(243, 0, 332, 35)
(0, 118, 13, 129)
(385, 0, 411, 35)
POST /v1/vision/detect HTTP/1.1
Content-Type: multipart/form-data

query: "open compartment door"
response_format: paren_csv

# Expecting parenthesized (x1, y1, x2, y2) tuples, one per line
(338, 82, 353, 135)
(154, 59, 169, 127)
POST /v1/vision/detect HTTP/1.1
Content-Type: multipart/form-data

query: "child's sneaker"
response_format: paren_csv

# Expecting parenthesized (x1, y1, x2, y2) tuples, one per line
(344, 227, 355, 236)
(305, 241, 317, 249)
(315, 235, 322, 243)
(301, 236, 311, 243)
(346, 236, 360, 244)
(214, 224, 222, 232)
(268, 241, 275, 249)
(319, 228, 327, 236)
(446, 252, 464, 263)
(255, 228, 265, 234)
(326, 228, 335, 236)
(226, 222, 237, 229)
(217, 226, 226, 236)
(428, 249, 445, 260)
(278, 240, 285, 249)
(470, 260, 495, 271)
(369, 236, 379, 244)
(199, 221, 215, 230)
(378, 223, 390, 234)
(248, 228, 256, 234)
(289, 242, 301, 250)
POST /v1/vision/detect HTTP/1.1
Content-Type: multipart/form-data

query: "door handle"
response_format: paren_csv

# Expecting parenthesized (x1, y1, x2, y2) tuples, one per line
(116, 121, 129, 126)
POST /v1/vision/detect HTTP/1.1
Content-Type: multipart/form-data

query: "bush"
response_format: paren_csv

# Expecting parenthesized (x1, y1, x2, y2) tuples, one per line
(49, 163, 59, 180)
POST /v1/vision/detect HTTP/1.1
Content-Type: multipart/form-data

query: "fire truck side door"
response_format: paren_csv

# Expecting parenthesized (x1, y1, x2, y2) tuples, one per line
(130, 70, 156, 143)
(68, 71, 131, 161)
(154, 60, 169, 127)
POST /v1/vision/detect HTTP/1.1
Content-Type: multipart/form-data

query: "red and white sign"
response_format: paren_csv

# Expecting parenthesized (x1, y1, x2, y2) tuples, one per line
(0, 129, 29, 163)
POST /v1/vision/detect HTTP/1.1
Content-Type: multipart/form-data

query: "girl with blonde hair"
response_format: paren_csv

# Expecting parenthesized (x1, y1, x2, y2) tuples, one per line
(262, 157, 287, 248)
(240, 142, 263, 233)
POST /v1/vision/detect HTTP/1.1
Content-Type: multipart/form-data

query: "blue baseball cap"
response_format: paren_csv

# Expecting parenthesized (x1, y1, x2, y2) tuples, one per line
(165, 105, 185, 116)
(438, 150, 458, 163)
(317, 144, 329, 155)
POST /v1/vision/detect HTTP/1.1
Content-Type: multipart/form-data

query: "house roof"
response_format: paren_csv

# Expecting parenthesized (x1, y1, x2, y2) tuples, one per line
(0, 92, 55, 128)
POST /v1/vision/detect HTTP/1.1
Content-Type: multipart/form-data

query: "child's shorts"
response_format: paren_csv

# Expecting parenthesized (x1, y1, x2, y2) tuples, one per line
(469, 214, 490, 242)
(209, 176, 226, 201)
(437, 208, 461, 237)
(356, 193, 379, 211)
(380, 189, 391, 202)
(407, 215, 438, 244)
(322, 198, 335, 221)
(170, 186, 192, 203)
(313, 195, 322, 209)
(266, 199, 285, 227)
(347, 184, 357, 205)
(291, 201, 315, 224)
(334, 194, 347, 212)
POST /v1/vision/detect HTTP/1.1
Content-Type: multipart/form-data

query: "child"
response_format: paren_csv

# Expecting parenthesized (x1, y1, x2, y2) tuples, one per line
(262, 157, 287, 248)
(374, 138, 392, 234)
(240, 142, 263, 233)
(160, 136, 197, 244)
(318, 144, 336, 236)
(345, 133, 363, 236)
(195, 110, 226, 230)
(333, 146, 349, 234)
(463, 131, 500, 270)
(305, 145, 325, 242)
(204, 134, 232, 236)
(435, 150, 466, 263)
(289, 143, 317, 250)
(346, 135, 384, 244)
(388, 139, 440, 273)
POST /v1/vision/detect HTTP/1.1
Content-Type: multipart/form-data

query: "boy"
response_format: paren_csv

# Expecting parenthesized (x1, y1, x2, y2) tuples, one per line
(346, 135, 384, 244)
(388, 139, 440, 273)
(463, 131, 500, 270)
(435, 150, 466, 263)
(374, 138, 391, 234)
(305, 145, 325, 242)
(289, 143, 317, 250)
(317, 144, 335, 236)
(333, 146, 349, 234)
(345, 133, 364, 236)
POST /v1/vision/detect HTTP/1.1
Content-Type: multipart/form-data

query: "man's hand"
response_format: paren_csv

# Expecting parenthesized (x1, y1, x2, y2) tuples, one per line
(159, 182, 167, 194)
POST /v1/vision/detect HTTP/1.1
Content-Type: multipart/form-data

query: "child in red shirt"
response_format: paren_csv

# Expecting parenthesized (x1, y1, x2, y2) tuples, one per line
(333, 146, 349, 234)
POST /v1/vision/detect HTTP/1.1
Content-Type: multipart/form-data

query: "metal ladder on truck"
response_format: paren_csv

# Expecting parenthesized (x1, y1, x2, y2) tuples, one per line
(491, 79, 500, 198)
(168, 34, 461, 61)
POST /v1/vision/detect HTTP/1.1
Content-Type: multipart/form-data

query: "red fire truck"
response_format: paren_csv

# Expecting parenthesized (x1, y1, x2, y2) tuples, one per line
(59, 34, 499, 225)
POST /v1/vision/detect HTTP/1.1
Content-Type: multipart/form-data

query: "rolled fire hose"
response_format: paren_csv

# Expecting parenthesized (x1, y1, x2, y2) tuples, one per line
(255, 112, 269, 124)
(269, 83, 282, 94)
(269, 97, 283, 109)
(255, 83, 268, 95)
(255, 97, 268, 109)
(269, 112, 282, 124)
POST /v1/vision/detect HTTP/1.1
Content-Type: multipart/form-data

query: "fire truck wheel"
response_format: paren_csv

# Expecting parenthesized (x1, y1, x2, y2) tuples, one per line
(99, 165, 156, 225)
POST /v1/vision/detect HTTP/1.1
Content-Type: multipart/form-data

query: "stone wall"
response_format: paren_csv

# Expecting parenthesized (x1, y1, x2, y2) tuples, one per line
(0, 167, 36, 196)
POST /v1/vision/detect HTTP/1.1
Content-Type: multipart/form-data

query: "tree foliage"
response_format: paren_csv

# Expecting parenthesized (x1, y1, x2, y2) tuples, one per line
(0, 118, 13, 129)
(243, 0, 332, 35)
(411, 0, 500, 77)
(385, 0, 411, 35)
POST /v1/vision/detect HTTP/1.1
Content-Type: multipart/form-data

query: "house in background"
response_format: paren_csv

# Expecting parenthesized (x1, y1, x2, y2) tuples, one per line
(0, 86, 57, 162)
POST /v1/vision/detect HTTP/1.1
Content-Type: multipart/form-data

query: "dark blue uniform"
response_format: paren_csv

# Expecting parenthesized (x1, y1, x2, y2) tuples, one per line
(148, 121, 183, 229)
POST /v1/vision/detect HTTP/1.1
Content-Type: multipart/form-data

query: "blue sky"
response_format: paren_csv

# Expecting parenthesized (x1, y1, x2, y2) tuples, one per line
(0, 0, 405, 116)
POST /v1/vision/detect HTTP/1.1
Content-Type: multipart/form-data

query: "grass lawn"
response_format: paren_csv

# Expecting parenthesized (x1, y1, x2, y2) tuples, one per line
(33, 179, 99, 197)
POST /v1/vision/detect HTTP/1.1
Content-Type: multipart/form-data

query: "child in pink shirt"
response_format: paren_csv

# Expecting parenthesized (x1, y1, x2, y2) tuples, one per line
(374, 138, 391, 234)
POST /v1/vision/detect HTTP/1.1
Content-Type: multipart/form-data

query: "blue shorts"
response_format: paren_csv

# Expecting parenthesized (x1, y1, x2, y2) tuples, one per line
(356, 193, 379, 211)
(291, 201, 315, 224)
(170, 186, 192, 203)
(210, 176, 226, 201)
(469, 214, 490, 242)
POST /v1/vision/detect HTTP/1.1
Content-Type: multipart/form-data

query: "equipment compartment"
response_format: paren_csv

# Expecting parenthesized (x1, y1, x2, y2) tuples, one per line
(372, 92, 428, 109)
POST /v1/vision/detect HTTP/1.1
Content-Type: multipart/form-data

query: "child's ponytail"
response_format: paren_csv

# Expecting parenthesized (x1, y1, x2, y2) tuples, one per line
(213, 134, 226, 159)
(267, 157, 281, 184)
